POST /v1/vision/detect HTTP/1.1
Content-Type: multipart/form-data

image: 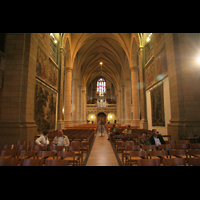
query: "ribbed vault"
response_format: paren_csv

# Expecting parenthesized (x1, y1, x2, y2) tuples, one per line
(72, 33, 131, 93)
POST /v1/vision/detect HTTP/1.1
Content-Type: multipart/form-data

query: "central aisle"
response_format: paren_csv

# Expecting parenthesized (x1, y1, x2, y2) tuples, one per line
(86, 128, 119, 166)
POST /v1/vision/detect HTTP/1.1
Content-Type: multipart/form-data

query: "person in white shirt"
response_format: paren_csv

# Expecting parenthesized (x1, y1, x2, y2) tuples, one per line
(53, 129, 70, 146)
(35, 130, 49, 148)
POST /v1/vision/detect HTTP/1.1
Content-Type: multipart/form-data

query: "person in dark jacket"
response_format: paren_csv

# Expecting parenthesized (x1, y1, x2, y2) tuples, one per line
(150, 129, 165, 148)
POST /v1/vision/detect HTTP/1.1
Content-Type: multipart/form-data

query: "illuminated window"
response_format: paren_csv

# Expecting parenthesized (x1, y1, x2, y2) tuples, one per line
(97, 78, 106, 96)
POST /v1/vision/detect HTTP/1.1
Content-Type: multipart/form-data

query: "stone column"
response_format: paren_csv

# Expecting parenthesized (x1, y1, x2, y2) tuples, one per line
(72, 78, 78, 126)
(117, 89, 121, 124)
(125, 78, 132, 125)
(131, 66, 140, 127)
(82, 89, 87, 124)
(64, 67, 73, 127)
(138, 46, 148, 129)
(120, 85, 125, 125)
(78, 85, 82, 124)
(57, 46, 65, 130)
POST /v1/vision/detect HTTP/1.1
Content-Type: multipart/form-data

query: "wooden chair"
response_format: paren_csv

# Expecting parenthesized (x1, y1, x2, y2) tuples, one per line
(189, 143, 200, 149)
(15, 141, 27, 146)
(0, 150, 17, 159)
(71, 141, 81, 146)
(16, 144, 28, 151)
(57, 151, 78, 166)
(150, 150, 168, 162)
(177, 140, 190, 145)
(17, 150, 36, 160)
(28, 141, 37, 148)
(1, 144, 16, 150)
(188, 149, 200, 158)
(187, 158, 200, 166)
(130, 145, 140, 151)
(158, 144, 172, 150)
(81, 140, 89, 152)
(137, 159, 160, 166)
(37, 151, 55, 164)
(0, 158, 18, 166)
(142, 145, 157, 151)
(172, 144, 189, 150)
(65, 145, 82, 166)
(31, 145, 47, 151)
(122, 145, 140, 165)
(115, 140, 123, 153)
(20, 159, 43, 166)
(165, 140, 176, 145)
(122, 145, 132, 165)
(162, 158, 186, 166)
(128, 151, 148, 166)
(45, 159, 69, 166)
(122, 141, 135, 151)
(48, 145, 64, 151)
(169, 149, 188, 159)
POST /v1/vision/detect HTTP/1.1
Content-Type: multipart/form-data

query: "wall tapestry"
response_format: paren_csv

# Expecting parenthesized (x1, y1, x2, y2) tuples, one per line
(155, 33, 164, 46)
(145, 48, 168, 89)
(156, 48, 168, 77)
(34, 82, 57, 132)
(151, 84, 165, 126)
(48, 60, 58, 90)
(36, 47, 58, 90)
(39, 33, 49, 46)
(145, 62, 156, 89)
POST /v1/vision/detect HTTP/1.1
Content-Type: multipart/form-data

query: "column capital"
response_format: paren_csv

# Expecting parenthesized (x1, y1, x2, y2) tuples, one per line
(60, 46, 66, 55)
(130, 66, 138, 71)
(138, 45, 144, 53)
(65, 67, 73, 72)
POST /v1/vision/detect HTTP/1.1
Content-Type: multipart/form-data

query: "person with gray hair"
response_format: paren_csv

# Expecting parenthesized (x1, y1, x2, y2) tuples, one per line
(53, 129, 70, 146)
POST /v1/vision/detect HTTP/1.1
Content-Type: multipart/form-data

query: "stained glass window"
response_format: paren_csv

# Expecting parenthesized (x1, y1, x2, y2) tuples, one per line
(97, 78, 106, 96)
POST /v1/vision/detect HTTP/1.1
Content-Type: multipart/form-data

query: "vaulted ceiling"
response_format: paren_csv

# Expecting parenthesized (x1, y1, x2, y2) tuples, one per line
(71, 33, 133, 92)
(60, 33, 143, 92)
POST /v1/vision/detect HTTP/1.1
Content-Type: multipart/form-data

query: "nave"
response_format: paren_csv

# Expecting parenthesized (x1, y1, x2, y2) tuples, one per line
(86, 126, 119, 166)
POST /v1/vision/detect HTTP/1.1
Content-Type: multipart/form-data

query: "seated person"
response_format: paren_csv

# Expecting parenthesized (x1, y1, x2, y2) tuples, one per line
(35, 130, 49, 148)
(122, 125, 132, 136)
(53, 129, 70, 146)
(138, 131, 151, 146)
(107, 124, 116, 140)
(150, 129, 165, 148)
(113, 125, 120, 135)
(110, 125, 120, 140)
(122, 125, 132, 141)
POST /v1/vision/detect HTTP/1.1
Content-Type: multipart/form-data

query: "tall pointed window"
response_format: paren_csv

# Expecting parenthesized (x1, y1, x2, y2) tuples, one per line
(97, 78, 106, 96)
